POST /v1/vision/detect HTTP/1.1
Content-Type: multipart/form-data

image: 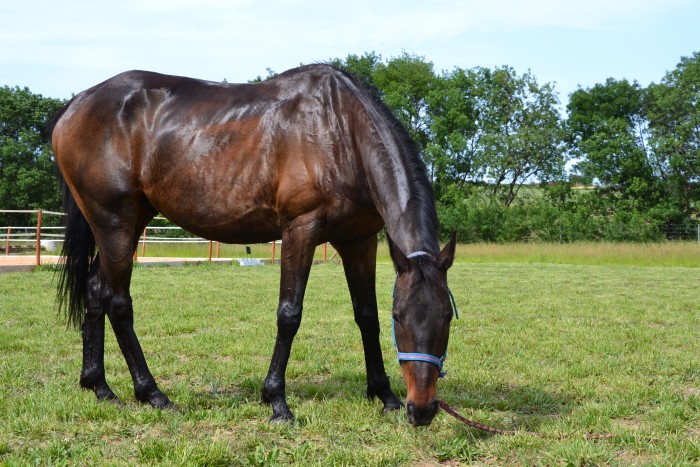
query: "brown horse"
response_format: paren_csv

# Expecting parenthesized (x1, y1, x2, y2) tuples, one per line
(52, 64, 456, 427)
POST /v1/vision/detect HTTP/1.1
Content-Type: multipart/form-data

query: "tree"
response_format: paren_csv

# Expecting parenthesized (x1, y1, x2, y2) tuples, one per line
(475, 66, 566, 206)
(645, 52, 700, 218)
(567, 78, 661, 207)
(330, 51, 383, 85)
(0, 86, 65, 226)
(372, 53, 439, 170)
(426, 67, 482, 195)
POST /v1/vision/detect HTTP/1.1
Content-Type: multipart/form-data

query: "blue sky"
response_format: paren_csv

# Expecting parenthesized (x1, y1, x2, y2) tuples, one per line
(1, 0, 697, 108)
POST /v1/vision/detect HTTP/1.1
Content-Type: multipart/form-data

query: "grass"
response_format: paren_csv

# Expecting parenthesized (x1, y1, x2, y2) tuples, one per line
(1, 244, 700, 464)
(138, 240, 700, 268)
(452, 241, 700, 268)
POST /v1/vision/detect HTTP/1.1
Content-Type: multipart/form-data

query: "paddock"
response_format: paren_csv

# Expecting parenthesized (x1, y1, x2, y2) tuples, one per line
(1, 253, 700, 464)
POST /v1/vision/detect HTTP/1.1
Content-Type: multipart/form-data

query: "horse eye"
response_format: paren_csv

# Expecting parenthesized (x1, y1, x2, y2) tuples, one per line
(392, 313, 400, 323)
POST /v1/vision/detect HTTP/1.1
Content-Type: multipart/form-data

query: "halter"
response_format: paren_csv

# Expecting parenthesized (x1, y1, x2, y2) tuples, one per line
(391, 251, 459, 378)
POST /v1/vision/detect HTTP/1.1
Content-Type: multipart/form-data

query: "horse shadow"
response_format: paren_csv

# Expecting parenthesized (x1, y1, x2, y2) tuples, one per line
(185, 368, 576, 433)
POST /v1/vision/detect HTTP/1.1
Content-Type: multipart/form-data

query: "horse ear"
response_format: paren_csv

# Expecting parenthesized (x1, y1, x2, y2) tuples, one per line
(437, 231, 457, 272)
(387, 235, 409, 274)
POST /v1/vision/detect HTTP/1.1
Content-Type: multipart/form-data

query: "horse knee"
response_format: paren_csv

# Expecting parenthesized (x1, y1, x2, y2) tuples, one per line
(354, 306, 379, 331)
(277, 301, 302, 333)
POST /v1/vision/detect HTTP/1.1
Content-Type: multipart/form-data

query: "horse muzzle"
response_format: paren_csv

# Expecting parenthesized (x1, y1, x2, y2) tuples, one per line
(406, 398, 439, 426)
(402, 361, 440, 426)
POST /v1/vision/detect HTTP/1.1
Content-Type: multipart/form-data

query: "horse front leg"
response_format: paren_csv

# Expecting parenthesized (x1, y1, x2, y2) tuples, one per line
(261, 216, 320, 422)
(334, 236, 402, 412)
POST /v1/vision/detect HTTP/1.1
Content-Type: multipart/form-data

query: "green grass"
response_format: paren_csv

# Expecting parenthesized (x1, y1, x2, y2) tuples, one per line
(137, 240, 700, 268)
(452, 241, 700, 267)
(2, 246, 700, 464)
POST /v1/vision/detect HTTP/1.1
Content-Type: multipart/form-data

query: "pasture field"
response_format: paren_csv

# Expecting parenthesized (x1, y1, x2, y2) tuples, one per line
(138, 240, 700, 268)
(1, 246, 700, 465)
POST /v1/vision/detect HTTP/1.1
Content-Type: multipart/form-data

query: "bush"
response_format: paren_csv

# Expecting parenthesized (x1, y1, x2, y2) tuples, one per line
(437, 185, 677, 243)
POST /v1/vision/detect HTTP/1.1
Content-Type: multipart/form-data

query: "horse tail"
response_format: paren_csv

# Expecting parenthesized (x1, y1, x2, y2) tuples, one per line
(53, 102, 96, 329)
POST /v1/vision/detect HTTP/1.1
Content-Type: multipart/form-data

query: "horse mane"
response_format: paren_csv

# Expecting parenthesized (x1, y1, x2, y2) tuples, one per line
(320, 64, 440, 247)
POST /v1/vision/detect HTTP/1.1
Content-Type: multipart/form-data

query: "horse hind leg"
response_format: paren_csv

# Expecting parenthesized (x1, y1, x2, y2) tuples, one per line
(79, 254, 121, 404)
(91, 204, 172, 408)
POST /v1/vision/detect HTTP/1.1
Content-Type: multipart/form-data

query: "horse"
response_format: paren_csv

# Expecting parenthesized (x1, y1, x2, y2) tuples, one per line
(52, 64, 456, 427)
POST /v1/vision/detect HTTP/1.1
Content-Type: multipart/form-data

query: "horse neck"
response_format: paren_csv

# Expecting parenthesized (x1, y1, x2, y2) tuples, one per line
(363, 141, 440, 256)
(336, 71, 439, 256)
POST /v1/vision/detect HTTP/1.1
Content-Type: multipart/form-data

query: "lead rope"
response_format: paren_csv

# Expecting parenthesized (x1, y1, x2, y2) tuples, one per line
(437, 400, 618, 440)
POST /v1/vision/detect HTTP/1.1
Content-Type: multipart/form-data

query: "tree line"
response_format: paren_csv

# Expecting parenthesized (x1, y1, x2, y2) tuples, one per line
(1, 51, 698, 241)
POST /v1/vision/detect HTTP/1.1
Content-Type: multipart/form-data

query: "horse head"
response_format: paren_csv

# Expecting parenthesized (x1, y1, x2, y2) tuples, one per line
(388, 233, 457, 426)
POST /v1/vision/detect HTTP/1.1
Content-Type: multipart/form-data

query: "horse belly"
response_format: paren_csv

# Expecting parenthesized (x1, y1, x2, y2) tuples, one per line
(145, 168, 282, 244)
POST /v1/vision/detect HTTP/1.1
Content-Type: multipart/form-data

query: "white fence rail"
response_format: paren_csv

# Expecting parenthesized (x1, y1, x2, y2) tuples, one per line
(1, 210, 337, 268)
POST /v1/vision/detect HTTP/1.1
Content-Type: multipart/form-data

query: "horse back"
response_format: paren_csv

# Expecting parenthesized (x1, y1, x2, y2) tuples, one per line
(53, 66, 384, 244)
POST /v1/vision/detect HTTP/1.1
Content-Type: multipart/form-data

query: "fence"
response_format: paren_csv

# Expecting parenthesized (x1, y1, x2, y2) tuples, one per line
(3, 209, 698, 269)
(2, 210, 65, 268)
(2, 210, 337, 268)
(660, 224, 700, 242)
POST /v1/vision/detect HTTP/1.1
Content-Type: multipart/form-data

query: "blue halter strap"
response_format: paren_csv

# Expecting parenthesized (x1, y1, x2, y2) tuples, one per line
(391, 251, 459, 378)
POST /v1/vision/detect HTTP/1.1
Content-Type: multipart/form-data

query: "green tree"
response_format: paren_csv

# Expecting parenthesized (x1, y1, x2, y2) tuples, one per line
(0, 86, 65, 226)
(566, 78, 667, 213)
(475, 66, 566, 206)
(645, 51, 700, 218)
(330, 51, 383, 85)
(372, 53, 439, 172)
(426, 67, 482, 196)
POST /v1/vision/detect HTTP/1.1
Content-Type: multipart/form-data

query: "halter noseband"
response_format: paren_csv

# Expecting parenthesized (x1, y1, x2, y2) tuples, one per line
(391, 250, 458, 378)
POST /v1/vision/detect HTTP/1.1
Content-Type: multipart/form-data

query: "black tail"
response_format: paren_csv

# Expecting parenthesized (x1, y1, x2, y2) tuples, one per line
(56, 177, 96, 329)
(53, 102, 96, 329)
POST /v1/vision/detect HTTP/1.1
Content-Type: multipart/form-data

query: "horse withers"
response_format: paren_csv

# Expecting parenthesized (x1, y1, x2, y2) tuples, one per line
(52, 64, 456, 427)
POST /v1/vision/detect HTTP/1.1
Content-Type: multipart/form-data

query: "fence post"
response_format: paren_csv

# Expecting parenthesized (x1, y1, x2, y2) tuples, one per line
(35, 210, 43, 268)
(271, 241, 276, 264)
(141, 228, 147, 257)
(208, 240, 213, 261)
(697, 224, 699, 244)
(216, 241, 221, 258)
(323, 242, 327, 261)
(5, 226, 10, 256)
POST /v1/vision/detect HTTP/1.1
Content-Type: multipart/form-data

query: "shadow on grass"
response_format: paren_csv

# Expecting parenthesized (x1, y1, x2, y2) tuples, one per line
(179, 369, 575, 435)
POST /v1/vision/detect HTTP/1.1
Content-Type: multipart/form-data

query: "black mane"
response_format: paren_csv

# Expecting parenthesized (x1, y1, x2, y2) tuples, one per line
(327, 64, 439, 247)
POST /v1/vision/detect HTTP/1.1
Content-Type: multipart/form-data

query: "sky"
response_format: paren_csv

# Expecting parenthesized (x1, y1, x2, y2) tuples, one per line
(1, 0, 698, 109)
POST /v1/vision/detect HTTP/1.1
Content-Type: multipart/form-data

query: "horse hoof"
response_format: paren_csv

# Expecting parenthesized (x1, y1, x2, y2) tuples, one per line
(97, 394, 123, 407)
(269, 410, 295, 424)
(95, 386, 121, 405)
(150, 397, 175, 410)
(369, 387, 403, 412)
(140, 389, 174, 410)
(382, 397, 403, 412)
(104, 396, 124, 407)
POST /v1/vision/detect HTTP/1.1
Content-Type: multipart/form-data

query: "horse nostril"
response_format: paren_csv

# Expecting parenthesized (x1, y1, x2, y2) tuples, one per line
(406, 401, 416, 419)
(430, 399, 439, 416)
